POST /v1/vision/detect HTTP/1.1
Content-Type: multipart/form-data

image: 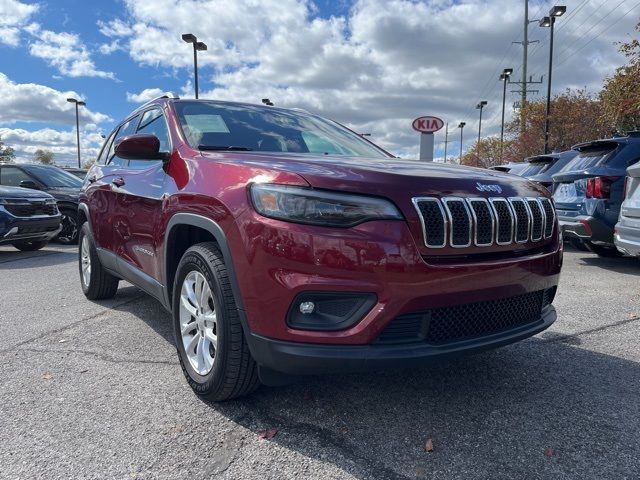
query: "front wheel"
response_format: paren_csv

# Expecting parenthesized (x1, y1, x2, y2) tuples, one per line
(12, 240, 48, 251)
(57, 208, 79, 244)
(173, 242, 259, 401)
(586, 242, 624, 258)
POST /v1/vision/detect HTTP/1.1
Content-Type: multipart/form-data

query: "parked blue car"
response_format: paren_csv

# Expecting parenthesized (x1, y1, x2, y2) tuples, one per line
(523, 150, 578, 190)
(0, 185, 61, 251)
(552, 132, 640, 257)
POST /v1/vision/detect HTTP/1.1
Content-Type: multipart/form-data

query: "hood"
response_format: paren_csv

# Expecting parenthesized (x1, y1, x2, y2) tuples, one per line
(206, 152, 549, 199)
(0, 185, 54, 200)
(45, 187, 80, 202)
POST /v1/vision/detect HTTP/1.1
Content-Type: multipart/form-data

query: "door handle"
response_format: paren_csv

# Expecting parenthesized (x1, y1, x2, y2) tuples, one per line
(112, 177, 125, 187)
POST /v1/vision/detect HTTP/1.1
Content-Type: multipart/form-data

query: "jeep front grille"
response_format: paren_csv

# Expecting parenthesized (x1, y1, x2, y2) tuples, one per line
(413, 196, 555, 248)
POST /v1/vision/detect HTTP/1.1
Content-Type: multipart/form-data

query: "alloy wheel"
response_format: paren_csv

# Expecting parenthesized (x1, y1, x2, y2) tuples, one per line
(179, 271, 218, 375)
(59, 213, 78, 243)
(80, 235, 91, 286)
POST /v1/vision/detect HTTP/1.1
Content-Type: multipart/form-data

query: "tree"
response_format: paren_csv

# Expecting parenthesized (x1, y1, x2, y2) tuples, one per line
(0, 136, 15, 163)
(601, 21, 640, 132)
(82, 159, 95, 169)
(461, 137, 517, 168)
(505, 88, 611, 161)
(34, 149, 55, 165)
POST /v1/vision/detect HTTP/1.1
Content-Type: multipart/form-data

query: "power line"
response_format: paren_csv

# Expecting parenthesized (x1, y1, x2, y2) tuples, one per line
(556, 0, 640, 68)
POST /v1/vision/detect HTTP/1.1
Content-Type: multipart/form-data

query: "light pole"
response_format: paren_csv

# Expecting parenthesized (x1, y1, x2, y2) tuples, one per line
(476, 100, 488, 146)
(540, 5, 566, 154)
(182, 33, 207, 99)
(66, 97, 86, 168)
(499, 68, 513, 161)
(458, 122, 466, 163)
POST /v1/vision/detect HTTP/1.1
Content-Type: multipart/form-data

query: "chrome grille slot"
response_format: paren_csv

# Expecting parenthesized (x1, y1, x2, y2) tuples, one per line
(489, 198, 514, 244)
(412, 196, 553, 249)
(527, 198, 544, 241)
(509, 198, 530, 243)
(539, 198, 555, 239)
(467, 198, 494, 246)
(412, 198, 447, 248)
(442, 198, 471, 247)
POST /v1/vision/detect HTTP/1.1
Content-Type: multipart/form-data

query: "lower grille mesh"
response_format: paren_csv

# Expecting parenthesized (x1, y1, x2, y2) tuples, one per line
(376, 290, 546, 345)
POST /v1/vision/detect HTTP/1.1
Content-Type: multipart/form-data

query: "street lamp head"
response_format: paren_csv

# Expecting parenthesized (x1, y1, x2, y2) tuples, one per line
(77, 101, 86, 107)
(539, 16, 552, 27)
(458, 122, 466, 128)
(499, 73, 508, 81)
(261, 98, 274, 106)
(66, 97, 77, 103)
(181, 33, 197, 43)
(195, 41, 207, 51)
(503, 68, 513, 75)
(550, 5, 566, 17)
(476, 101, 487, 109)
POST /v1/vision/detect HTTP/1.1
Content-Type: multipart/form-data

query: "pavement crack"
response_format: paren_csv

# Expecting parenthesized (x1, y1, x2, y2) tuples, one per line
(16, 346, 178, 366)
(0, 294, 144, 355)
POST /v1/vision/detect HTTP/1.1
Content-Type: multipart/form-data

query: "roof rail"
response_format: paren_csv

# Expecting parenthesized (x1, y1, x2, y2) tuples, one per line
(139, 91, 180, 109)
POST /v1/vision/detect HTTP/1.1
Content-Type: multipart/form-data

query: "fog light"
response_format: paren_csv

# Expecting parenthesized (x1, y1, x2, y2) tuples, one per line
(299, 301, 315, 314)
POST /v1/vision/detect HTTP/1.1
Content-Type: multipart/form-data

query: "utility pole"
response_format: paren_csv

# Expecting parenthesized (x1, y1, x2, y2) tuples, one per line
(443, 122, 449, 162)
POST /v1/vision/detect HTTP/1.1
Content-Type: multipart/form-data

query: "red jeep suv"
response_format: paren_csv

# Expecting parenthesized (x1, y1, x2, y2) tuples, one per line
(78, 93, 562, 400)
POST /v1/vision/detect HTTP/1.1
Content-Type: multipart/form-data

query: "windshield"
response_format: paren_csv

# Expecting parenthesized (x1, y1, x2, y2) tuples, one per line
(558, 146, 618, 172)
(28, 165, 83, 188)
(173, 101, 389, 158)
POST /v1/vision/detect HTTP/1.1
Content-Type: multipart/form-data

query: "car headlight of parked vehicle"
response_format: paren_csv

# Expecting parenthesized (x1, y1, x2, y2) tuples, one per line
(250, 183, 403, 227)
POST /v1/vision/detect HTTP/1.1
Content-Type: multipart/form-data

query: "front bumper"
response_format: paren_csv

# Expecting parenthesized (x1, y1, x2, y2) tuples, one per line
(247, 305, 556, 375)
(0, 215, 62, 245)
(558, 215, 613, 245)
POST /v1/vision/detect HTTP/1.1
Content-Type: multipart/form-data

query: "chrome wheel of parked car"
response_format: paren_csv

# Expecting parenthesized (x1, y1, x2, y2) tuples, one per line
(57, 209, 79, 244)
(80, 234, 91, 287)
(180, 270, 218, 376)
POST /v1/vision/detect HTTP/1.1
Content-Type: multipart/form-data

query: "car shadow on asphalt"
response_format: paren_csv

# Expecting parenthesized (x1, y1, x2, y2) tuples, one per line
(577, 255, 640, 275)
(119, 292, 640, 478)
(0, 247, 77, 270)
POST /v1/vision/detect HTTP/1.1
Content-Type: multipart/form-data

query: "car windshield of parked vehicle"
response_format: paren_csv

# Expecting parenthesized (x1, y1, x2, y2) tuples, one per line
(28, 166, 83, 188)
(174, 101, 389, 158)
(558, 145, 618, 172)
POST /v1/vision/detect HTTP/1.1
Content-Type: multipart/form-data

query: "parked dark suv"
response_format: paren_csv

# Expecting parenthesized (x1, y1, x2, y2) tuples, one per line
(79, 94, 562, 400)
(523, 150, 578, 190)
(0, 163, 82, 244)
(0, 185, 61, 250)
(553, 133, 640, 257)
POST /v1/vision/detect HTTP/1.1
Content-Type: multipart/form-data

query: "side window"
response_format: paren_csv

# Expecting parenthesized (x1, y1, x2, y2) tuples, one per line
(128, 108, 171, 168)
(108, 115, 140, 166)
(0, 167, 35, 187)
(97, 130, 117, 165)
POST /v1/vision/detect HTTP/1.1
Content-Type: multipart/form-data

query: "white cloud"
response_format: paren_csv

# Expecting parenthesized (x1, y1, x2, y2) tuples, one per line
(0, 73, 111, 126)
(25, 23, 116, 79)
(100, 0, 638, 157)
(0, 126, 105, 166)
(0, 0, 38, 46)
(126, 87, 165, 103)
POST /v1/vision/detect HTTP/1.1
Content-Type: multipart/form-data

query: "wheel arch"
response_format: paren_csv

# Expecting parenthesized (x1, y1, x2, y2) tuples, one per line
(163, 213, 246, 314)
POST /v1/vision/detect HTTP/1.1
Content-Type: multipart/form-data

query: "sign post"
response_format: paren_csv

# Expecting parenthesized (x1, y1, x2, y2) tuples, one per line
(412, 116, 444, 162)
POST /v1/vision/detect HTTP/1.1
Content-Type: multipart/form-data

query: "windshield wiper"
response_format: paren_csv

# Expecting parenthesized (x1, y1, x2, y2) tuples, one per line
(198, 145, 253, 151)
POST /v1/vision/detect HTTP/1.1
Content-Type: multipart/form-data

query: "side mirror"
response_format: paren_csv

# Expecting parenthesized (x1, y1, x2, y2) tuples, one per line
(19, 180, 40, 190)
(114, 134, 167, 161)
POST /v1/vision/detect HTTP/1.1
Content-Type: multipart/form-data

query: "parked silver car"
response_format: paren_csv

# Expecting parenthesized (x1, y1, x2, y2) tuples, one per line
(614, 162, 640, 257)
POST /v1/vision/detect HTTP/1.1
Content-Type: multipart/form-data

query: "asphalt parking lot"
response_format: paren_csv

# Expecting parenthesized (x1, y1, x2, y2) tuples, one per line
(1, 244, 639, 479)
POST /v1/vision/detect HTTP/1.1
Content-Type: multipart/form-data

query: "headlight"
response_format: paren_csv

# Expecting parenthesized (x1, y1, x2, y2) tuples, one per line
(250, 184, 403, 227)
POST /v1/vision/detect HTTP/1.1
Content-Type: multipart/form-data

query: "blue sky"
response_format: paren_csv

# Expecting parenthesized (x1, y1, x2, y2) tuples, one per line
(0, 0, 637, 165)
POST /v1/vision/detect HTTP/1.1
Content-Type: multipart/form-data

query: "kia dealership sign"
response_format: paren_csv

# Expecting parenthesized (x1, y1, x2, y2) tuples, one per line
(412, 116, 444, 134)
(413, 115, 444, 162)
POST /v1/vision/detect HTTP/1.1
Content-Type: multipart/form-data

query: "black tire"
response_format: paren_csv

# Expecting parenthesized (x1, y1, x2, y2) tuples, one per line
(172, 242, 259, 401)
(585, 241, 624, 258)
(568, 238, 589, 251)
(57, 208, 80, 245)
(78, 222, 119, 300)
(12, 240, 49, 251)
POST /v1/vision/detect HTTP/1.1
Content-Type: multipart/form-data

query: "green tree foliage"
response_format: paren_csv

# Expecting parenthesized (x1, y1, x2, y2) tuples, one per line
(0, 136, 16, 163)
(34, 149, 55, 165)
